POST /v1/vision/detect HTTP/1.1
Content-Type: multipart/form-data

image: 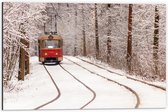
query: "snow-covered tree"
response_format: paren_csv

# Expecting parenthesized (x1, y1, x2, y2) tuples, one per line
(45, 3, 165, 81)
(3, 2, 165, 86)
(131, 4, 166, 80)
(3, 2, 48, 86)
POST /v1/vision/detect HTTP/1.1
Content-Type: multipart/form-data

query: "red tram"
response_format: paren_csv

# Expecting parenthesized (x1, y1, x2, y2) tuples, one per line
(38, 33, 63, 64)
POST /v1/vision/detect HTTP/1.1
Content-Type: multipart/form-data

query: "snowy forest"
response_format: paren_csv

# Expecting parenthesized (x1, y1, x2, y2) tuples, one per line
(3, 2, 166, 88)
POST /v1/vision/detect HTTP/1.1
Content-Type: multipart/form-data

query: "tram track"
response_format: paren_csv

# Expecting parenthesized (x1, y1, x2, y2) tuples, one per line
(36, 64, 96, 109)
(64, 57, 140, 108)
(34, 65, 61, 109)
(59, 64, 96, 109)
(35, 56, 165, 109)
(76, 57, 166, 91)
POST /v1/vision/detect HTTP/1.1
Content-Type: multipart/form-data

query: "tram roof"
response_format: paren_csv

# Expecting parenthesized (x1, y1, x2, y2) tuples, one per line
(38, 35, 62, 40)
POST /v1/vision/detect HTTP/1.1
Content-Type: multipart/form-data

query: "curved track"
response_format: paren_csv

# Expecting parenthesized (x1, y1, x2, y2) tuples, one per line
(65, 57, 140, 108)
(35, 56, 165, 109)
(76, 57, 166, 91)
(35, 64, 96, 109)
(34, 65, 61, 109)
(59, 64, 96, 109)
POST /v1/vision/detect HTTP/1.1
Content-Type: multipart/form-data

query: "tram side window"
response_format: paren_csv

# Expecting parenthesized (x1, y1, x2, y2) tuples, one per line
(44, 40, 60, 48)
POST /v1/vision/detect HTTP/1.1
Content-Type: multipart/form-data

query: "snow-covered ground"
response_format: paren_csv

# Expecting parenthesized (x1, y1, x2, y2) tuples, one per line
(60, 58, 136, 109)
(3, 57, 58, 109)
(3, 56, 166, 110)
(77, 56, 166, 88)
(65, 56, 166, 108)
(40, 64, 93, 109)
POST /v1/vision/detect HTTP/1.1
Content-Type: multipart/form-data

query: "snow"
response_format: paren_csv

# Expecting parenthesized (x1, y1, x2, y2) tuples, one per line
(77, 56, 166, 88)
(60, 58, 136, 109)
(66, 56, 166, 108)
(3, 56, 58, 110)
(3, 56, 166, 110)
(40, 64, 93, 109)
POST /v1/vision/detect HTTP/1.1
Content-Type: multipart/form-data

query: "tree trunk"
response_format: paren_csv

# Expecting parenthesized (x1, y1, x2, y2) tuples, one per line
(44, 23, 46, 33)
(74, 4, 77, 56)
(10, 45, 20, 80)
(127, 4, 133, 73)
(25, 41, 29, 75)
(18, 38, 29, 80)
(50, 15, 54, 32)
(55, 14, 57, 33)
(107, 4, 112, 63)
(95, 3, 99, 59)
(18, 41, 25, 81)
(82, 4, 86, 56)
(153, 6, 159, 75)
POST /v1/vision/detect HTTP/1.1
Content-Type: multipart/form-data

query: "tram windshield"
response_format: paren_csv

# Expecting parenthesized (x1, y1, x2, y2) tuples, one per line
(44, 40, 61, 48)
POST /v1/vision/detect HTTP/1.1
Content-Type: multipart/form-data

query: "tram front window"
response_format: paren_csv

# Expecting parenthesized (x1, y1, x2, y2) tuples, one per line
(44, 40, 60, 48)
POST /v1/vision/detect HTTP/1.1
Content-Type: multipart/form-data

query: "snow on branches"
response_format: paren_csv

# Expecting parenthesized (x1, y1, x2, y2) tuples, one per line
(3, 2, 48, 85)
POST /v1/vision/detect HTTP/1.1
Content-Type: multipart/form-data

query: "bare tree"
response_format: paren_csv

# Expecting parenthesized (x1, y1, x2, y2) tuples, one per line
(106, 4, 112, 63)
(82, 4, 86, 56)
(153, 6, 159, 75)
(74, 4, 78, 56)
(127, 4, 133, 73)
(95, 3, 99, 59)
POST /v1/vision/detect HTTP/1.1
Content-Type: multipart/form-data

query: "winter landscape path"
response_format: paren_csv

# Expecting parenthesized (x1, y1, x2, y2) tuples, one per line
(3, 56, 166, 110)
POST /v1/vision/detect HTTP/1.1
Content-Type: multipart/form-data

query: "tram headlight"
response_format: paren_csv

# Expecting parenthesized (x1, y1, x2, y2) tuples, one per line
(58, 57, 63, 61)
(44, 53, 48, 56)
